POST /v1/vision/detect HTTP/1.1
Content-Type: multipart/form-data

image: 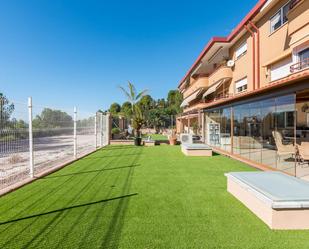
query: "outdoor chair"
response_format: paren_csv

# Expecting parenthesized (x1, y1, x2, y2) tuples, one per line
(297, 142, 309, 166)
(272, 131, 295, 162)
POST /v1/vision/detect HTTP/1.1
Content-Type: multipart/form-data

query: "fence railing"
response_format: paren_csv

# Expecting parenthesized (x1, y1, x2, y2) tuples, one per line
(0, 96, 110, 191)
(290, 58, 309, 73)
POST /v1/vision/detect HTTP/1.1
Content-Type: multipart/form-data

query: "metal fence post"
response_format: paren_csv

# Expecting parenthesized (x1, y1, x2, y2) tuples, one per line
(73, 107, 77, 158)
(105, 112, 111, 145)
(100, 112, 103, 147)
(94, 113, 97, 148)
(28, 97, 34, 178)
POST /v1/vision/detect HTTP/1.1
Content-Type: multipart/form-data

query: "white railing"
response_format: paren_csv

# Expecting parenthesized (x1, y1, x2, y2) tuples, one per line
(290, 58, 309, 73)
(0, 96, 110, 190)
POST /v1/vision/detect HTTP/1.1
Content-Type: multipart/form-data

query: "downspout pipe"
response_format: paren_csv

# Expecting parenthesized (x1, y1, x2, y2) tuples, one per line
(245, 25, 256, 90)
(249, 21, 260, 89)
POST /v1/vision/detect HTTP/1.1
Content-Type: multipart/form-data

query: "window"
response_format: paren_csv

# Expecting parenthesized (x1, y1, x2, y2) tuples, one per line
(270, 1, 290, 33)
(235, 42, 247, 59)
(270, 56, 292, 81)
(235, 77, 248, 93)
(298, 48, 309, 71)
(299, 48, 309, 61)
(275, 111, 294, 128)
(291, 47, 309, 72)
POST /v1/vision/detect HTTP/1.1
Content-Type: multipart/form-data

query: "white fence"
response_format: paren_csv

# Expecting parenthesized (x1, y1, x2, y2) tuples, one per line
(0, 96, 110, 190)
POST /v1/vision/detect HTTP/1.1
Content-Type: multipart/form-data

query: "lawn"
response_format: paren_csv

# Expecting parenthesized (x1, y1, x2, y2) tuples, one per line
(143, 134, 168, 141)
(0, 145, 309, 249)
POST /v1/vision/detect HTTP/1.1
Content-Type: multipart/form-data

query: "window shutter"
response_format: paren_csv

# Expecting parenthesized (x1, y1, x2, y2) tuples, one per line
(235, 42, 247, 59)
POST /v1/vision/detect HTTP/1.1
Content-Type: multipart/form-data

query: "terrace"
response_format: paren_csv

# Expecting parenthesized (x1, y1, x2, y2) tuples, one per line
(1, 145, 309, 248)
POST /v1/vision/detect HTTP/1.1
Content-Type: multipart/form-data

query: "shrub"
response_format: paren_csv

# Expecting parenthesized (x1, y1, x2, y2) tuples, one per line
(111, 127, 121, 135)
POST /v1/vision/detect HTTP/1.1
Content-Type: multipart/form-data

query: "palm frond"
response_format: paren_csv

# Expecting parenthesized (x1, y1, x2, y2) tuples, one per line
(128, 81, 136, 102)
(118, 85, 133, 103)
(135, 89, 148, 101)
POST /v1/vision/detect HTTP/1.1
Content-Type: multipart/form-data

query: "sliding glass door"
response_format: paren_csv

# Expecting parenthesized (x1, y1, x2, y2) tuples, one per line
(204, 93, 297, 176)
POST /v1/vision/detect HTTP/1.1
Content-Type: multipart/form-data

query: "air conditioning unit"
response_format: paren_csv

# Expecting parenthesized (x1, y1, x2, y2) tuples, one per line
(227, 60, 235, 68)
(180, 133, 193, 144)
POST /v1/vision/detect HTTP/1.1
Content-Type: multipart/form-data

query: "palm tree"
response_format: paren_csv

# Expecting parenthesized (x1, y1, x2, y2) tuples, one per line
(119, 82, 148, 141)
(119, 82, 148, 110)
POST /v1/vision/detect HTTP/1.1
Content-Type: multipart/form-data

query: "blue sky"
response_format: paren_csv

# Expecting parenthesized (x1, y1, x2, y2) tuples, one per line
(0, 0, 257, 113)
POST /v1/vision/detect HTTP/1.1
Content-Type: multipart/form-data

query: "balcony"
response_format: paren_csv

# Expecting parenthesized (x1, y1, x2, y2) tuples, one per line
(183, 75, 209, 99)
(290, 58, 309, 73)
(208, 66, 232, 86)
(183, 102, 206, 113)
(205, 93, 233, 104)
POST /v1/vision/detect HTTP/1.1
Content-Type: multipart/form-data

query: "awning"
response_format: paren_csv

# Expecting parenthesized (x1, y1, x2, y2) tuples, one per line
(202, 79, 224, 98)
(180, 100, 189, 108)
(181, 88, 205, 108)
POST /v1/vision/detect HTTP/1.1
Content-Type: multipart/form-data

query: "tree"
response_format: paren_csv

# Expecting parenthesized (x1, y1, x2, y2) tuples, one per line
(119, 82, 148, 109)
(132, 105, 144, 137)
(0, 93, 14, 127)
(76, 117, 95, 129)
(121, 102, 133, 118)
(137, 95, 154, 126)
(119, 82, 148, 138)
(33, 108, 73, 129)
(156, 98, 166, 109)
(148, 108, 170, 133)
(109, 102, 121, 114)
(167, 90, 183, 115)
(14, 119, 28, 129)
(138, 95, 154, 111)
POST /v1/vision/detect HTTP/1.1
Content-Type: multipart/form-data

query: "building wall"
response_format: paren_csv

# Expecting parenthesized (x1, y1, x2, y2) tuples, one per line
(230, 33, 254, 93)
(258, 0, 309, 87)
(179, 0, 309, 117)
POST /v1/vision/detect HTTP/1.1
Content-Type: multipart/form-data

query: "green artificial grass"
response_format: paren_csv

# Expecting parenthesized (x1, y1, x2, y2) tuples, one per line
(143, 134, 168, 141)
(0, 145, 309, 248)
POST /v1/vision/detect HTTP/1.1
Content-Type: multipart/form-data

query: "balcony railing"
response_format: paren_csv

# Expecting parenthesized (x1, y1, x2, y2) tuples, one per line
(204, 93, 233, 104)
(290, 58, 309, 73)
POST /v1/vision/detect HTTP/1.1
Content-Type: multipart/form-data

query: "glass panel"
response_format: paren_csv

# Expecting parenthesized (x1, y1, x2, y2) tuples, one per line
(261, 98, 277, 169)
(282, 3, 289, 23)
(240, 104, 251, 160)
(296, 89, 309, 178)
(299, 48, 309, 71)
(249, 101, 262, 163)
(205, 111, 219, 147)
(224, 108, 232, 153)
(299, 48, 309, 62)
(270, 11, 281, 33)
(233, 106, 241, 155)
(274, 94, 296, 175)
(220, 108, 226, 151)
(204, 94, 297, 176)
(204, 108, 231, 153)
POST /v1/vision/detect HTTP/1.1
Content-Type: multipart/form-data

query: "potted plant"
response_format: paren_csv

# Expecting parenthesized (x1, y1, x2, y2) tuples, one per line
(169, 129, 177, 145)
(119, 82, 148, 146)
(132, 105, 144, 146)
(111, 127, 121, 139)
